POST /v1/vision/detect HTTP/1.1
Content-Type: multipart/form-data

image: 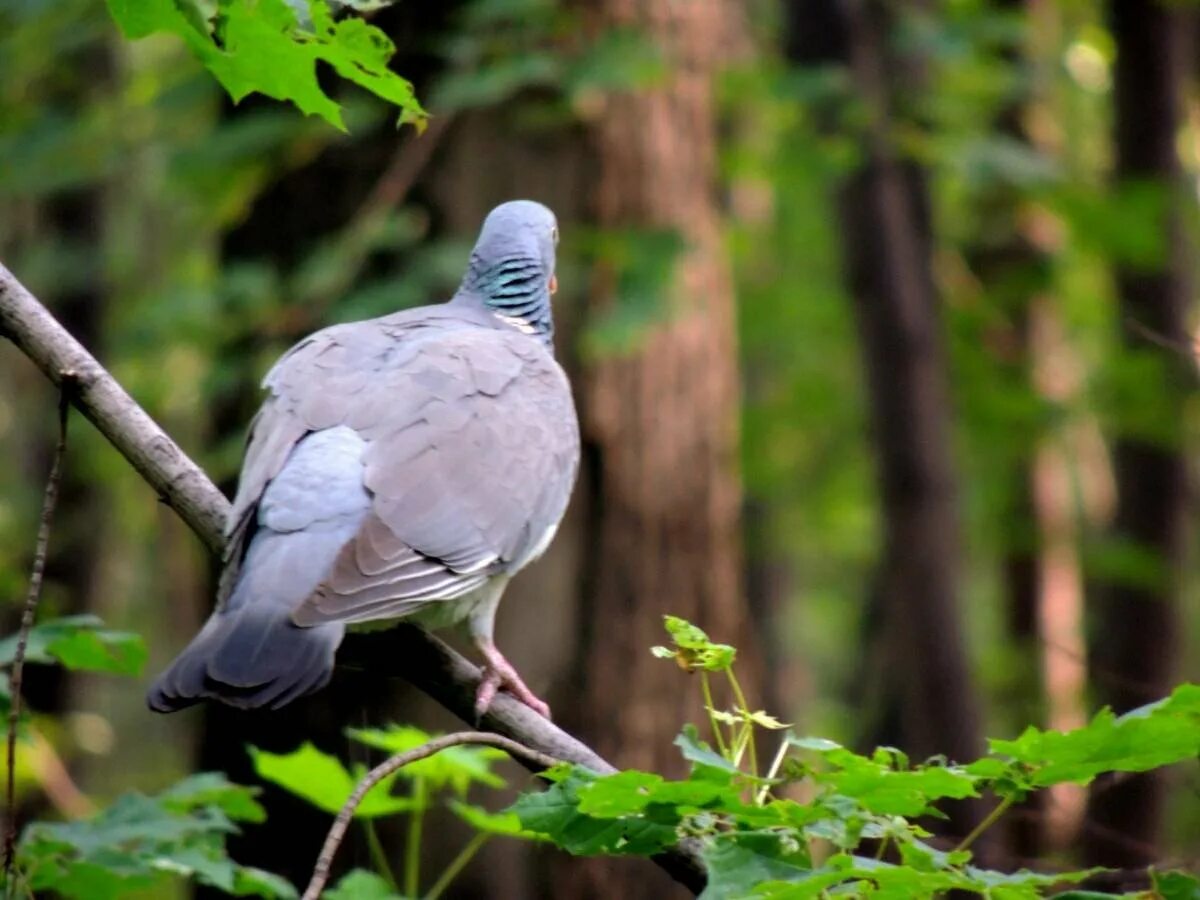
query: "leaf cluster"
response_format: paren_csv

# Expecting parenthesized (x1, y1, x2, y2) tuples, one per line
(506, 618, 1200, 899)
(104, 0, 424, 131)
(8, 773, 294, 899)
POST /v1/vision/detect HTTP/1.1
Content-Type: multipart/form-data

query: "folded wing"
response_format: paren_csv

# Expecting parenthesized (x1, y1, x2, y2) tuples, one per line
(223, 309, 579, 628)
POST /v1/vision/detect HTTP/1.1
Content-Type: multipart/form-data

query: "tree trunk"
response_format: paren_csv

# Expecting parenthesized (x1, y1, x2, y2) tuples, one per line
(1083, 0, 1192, 871)
(785, 0, 985, 839)
(556, 1, 757, 895)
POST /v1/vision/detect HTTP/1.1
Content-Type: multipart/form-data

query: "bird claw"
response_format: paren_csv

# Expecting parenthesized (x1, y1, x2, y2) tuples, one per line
(473, 650, 551, 721)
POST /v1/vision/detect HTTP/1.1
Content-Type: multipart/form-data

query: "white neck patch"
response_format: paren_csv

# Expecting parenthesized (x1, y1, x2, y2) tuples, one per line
(493, 311, 538, 335)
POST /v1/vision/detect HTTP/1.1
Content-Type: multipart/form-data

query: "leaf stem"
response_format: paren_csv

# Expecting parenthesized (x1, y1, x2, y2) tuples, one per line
(755, 738, 791, 805)
(363, 819, 397, 892)
(874, 835, 890, 860)
(700, 672, 730, 758)
(725, 669, 758, 778)
(424, 832, 489, 900)
(404, 776, 427, 897)
(954, 795, 1014, 853)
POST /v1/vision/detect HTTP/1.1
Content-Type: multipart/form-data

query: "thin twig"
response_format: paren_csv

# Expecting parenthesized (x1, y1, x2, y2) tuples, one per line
(755, 737, 791, 805)
(3, 389, 69, 894)
(359, 115, 453, 224)
(699, 672, 729, 758)
(1124, 315, 1199, 365)
(424, 832, 489, 900)
(954, 795, 1015, 854)
(726, 669, 758, 778)
(288, 114, 455, 327)
(403, 776, 425, 897)
(301, 732, 562, 900)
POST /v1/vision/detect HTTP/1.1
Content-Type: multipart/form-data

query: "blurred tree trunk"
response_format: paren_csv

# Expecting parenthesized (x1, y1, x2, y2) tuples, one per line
(1083, 0, 1192, 870)
(784, 0, 984, 839)
(972, 219, 1048, 863)
(555, 0, 759, 896)
(967, 0, 1049, 856)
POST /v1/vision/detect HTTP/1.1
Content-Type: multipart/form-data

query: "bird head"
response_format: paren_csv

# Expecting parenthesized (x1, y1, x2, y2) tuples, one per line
(459, 200, 560, 347)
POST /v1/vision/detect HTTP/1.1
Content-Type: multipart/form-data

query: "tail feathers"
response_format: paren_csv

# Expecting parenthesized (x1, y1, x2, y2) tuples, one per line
(147, 608, 344, 712)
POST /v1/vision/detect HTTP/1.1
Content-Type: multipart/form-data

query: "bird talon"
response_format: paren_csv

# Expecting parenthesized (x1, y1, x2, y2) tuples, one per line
(474, 670, 501, 722)
(474, 661, 552, 720)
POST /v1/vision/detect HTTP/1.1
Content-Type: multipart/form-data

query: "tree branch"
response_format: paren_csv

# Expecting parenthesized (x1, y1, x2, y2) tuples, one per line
(0, 261, 707, 895)
(302, 732, 563, 900)
(0, 264, 227, 555)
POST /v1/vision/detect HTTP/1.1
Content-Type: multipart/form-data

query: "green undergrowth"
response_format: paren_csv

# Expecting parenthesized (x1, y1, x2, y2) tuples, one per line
(5, 614, 1200, 898)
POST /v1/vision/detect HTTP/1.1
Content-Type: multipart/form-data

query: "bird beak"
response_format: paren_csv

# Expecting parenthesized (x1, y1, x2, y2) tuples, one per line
(549, 274, 558, 295)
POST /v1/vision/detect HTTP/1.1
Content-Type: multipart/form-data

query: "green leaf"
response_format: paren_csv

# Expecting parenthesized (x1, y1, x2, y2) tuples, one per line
(675, 725, 744, 776)
(576, 771, 664, 817)
(1153, 870, 1200, 899)
(576, 766, 742, 820)
(984, 683, 1200, 788)
(508, 767, 676, 856)
(448, 800, 546, 840)
(323, 869, 403, 899)
(105, 0, 193, 39)
(249, 743, 414, 817)
(104, 0, 425, 131)
(346, 725, 507, 794)
(699, 832, 813, 899)
(15, 778, 293, 899)
(0, 615, 147, 676)
(160, 772, 267, 824)
(234, 866, 300, 898)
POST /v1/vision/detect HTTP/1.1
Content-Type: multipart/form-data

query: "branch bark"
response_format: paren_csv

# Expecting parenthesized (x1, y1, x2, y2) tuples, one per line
(0, 261, 707, 895)
(0, 263, 228, 555)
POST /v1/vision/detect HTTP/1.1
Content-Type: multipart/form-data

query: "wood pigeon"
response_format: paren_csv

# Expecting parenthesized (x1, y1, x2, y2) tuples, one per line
(148, 200, 578, 719)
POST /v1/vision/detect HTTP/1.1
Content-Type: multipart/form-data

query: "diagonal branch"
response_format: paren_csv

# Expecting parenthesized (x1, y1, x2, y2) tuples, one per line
(0, 261, 707, 895)
(0, 264, 227, 554)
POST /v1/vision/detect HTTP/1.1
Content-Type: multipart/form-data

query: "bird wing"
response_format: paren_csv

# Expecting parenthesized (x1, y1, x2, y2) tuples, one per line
(221, 308, 579, 626)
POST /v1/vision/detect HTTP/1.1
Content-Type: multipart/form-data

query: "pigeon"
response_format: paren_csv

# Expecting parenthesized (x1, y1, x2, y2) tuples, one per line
(147, 200, 578, 719)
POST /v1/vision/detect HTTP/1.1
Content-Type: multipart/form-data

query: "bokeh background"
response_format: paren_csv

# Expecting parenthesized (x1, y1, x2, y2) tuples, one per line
(2, 0, 1199, 896)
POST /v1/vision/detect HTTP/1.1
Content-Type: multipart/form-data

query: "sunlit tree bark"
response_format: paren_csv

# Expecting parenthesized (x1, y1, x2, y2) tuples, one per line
(554, 1, 760, 896)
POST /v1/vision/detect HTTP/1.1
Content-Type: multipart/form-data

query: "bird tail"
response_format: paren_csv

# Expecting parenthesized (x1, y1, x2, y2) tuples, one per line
(146, 606, 344, 712)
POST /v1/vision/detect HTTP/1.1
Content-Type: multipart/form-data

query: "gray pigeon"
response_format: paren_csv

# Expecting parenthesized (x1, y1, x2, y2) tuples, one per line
(147, 200, 577, 719)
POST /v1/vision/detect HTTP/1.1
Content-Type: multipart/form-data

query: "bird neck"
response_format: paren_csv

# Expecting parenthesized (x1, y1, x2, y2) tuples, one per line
(459, 252, 555, 348)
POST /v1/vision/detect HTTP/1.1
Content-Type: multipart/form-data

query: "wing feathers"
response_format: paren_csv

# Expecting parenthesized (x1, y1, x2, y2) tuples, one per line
(227, 306, 578, 630)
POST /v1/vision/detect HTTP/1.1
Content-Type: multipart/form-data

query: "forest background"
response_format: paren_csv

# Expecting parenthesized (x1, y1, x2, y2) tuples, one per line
(1, 0, 1198, 897)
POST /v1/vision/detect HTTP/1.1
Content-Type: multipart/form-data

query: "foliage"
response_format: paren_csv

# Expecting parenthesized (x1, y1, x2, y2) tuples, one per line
(506, 618, 1200, 899)
(104, 0, 424, 131)
(0, 615, 147, 681)
(253, 724, 541, 896)
(4, 0, 1200, 896)
(9, 773, 294, 899)
(323, 868, 403, 899)
(0, 613, 298, 898)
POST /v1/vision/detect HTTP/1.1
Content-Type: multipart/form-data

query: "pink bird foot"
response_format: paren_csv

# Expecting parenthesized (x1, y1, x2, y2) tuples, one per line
(474, 640, 551, 720)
